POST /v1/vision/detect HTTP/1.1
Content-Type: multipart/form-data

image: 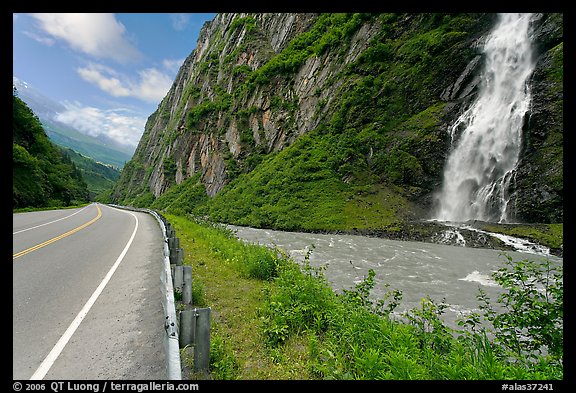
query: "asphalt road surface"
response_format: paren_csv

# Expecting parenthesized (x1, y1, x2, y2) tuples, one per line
(13, 203, 167, 380)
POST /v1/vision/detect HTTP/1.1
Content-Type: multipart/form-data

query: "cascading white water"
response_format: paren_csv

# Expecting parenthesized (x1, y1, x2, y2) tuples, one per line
(435, 13, 536, 223)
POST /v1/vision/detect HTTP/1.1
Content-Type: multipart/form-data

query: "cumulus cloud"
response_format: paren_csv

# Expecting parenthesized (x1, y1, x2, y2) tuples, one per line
(77, 62, 173, 103)
(28, 13, 141, 63)
(55, 102, 146, 148)
(77, 63, 131, 98)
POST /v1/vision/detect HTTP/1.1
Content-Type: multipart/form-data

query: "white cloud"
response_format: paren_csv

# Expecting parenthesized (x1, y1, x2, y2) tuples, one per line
(163, 58, 185, 73)
(135, 68, 174, 102)
(77, 62, 173, 103)
(28, 13, 141, 63)
(170, 14, 190, 31)
(77, 63, 131, 98)
(55, 102, 146, 148)
(23, 30, 56, 46)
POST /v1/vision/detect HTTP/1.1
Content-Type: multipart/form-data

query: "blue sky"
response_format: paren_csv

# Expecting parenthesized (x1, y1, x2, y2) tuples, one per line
(13, 13, 216, 150)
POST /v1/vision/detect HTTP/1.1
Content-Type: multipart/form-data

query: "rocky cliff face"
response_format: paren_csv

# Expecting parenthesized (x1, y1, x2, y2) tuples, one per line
(113, 13, 562, 225)
(513, 13, 563, 222)
(118, 13, 382, 197)
(119, 14, 437, 196)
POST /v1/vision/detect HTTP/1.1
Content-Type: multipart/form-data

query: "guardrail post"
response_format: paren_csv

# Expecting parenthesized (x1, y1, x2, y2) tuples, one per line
(136, 206, 210, 377)
(168, 236, 179, 261)
(175, 248, 184, 265)
(178, 307, 210, 372)
(173, 265, 183, 293)
(194, 307, 211, 372)
(179, 309, 195, 348)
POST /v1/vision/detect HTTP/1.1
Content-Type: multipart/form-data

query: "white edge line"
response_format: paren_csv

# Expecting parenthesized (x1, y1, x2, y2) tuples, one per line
(13, 204, 92, 235)
(29, 206, 139, 380)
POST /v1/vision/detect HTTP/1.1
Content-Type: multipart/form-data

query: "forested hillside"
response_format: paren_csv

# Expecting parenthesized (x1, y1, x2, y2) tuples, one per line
(13, 92, 89, 209)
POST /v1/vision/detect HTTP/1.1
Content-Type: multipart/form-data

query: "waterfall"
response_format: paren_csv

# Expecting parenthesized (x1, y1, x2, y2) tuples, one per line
(435, 13, 536, 223)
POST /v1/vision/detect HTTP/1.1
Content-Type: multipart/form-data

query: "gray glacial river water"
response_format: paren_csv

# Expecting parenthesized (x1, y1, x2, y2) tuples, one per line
(228, 225, 562, 329)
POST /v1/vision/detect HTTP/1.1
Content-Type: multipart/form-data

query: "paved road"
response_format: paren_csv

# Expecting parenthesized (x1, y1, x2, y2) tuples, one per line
(13, 203, 167, 380)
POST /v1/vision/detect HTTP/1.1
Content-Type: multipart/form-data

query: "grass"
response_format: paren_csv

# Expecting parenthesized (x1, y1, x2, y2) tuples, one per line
(163, 212, 563, 381)
(343, 184, 413, 231)
(166, 213, 312, 379)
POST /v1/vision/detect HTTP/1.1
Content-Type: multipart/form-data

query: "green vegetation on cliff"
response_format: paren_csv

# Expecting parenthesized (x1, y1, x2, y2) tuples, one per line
(138, 14, 487, 224)
(186, 130, 416, 232)
(13, 93, 89, 209)
(115, 13, 562, 241)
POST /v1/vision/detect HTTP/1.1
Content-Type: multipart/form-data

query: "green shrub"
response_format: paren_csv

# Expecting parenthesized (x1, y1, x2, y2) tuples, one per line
(209, 335, 240, 379)
(473, 255, 563, 361)
(257, 248, 563, 379)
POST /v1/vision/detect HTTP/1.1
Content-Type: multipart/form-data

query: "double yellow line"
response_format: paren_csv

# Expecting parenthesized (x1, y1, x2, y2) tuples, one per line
(13, 205, 102, 260)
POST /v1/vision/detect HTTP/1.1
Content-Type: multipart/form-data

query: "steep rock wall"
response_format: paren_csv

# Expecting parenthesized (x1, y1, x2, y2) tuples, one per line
(113, 13, 562, 224)
(117, 13, 384, 197)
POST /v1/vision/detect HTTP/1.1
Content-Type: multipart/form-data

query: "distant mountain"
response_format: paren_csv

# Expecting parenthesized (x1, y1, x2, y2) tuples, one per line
(13, 77, 133, 169)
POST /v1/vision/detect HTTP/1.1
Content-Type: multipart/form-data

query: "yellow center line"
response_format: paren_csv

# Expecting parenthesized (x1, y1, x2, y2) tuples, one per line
(13, 205, 103, 260)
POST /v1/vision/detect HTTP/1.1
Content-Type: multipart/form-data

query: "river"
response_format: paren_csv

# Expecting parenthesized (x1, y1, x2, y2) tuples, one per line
(228, 225, 562, 330)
